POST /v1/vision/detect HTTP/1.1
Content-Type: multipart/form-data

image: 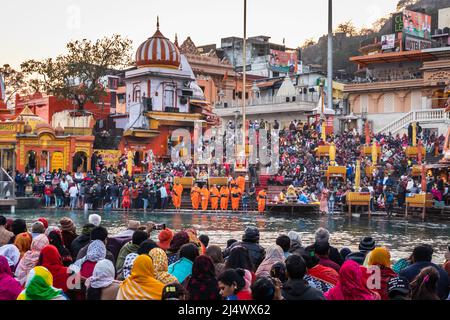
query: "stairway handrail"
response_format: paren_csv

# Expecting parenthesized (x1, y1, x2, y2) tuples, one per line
(377, 108, 447, 134)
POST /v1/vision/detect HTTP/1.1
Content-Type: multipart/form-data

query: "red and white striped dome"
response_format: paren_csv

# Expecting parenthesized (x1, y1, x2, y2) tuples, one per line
(136, 20, 181, 69)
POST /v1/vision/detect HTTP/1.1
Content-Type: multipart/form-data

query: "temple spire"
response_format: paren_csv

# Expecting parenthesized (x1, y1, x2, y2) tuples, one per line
(174, 33, 179, 48)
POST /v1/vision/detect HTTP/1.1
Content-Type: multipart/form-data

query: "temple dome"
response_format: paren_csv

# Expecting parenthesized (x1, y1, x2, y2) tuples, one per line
(135, 18, 181, 69)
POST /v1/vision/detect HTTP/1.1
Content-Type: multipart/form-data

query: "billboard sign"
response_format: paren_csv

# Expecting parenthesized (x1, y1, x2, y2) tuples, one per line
(269, 49, 298, 74)
(393, 13, 404, 33)
(402, 10, 432, 39)
(381, 34, 396, 50)
(404, 35, 432, 51)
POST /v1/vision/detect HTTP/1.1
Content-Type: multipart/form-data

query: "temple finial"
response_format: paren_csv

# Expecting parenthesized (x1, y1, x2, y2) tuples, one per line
(157, 16, 160, 30)
(174, 33, 179, 47)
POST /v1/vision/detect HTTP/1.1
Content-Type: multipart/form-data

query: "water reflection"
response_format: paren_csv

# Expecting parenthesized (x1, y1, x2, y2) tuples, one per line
(4, 210, 450, 264)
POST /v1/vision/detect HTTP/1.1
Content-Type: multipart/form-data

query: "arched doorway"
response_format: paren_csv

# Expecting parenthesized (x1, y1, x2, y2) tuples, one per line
(26, 151, 37, 172)
(73, 152, 88, 173)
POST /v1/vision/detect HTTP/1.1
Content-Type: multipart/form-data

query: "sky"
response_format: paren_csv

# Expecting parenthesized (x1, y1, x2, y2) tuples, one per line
(2, 0, 400, 68)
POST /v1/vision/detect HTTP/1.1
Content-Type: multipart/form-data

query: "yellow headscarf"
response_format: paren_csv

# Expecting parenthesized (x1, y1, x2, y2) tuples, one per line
(116, 255, 165, 300)
(149, 248, 179, 285)
(368, 247, 391, 268)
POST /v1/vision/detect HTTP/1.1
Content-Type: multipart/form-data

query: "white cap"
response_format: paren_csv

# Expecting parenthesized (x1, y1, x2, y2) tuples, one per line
(88, 214, 102, 227)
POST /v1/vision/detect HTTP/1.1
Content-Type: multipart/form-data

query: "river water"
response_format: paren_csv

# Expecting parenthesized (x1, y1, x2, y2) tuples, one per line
(6, 209, 450, 265)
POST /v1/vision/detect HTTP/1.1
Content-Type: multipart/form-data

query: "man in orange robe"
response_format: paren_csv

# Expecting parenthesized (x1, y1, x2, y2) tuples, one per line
(220, 185, 230, 211)
(200, 185, 210, 211)
(209, 184, 220, 211)
(191, 183, 201, 210)
(230, 185, 241, 211)
(172, 182, 183, 210)
(257, 189, 267, 213)
(236, 175, 246, 194)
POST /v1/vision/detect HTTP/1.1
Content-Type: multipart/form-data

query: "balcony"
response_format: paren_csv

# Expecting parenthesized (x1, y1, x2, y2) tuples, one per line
(213, 94, 319, 117)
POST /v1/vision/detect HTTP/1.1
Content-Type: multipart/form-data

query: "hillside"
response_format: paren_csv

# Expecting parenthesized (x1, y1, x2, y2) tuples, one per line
(301, 0, 450, 80)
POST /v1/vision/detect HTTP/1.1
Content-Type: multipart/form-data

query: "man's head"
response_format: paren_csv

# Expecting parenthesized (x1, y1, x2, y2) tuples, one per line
(276, 235, 291, 253)
(285, 254, 307, 280)
(359, 236, 376, 253)
(179, 243, 200, 262)
(242, 226, 259, 243)
(198, 235, 209, 248)
(132, 230, 149, 246)
(90, 226, 108, 242)
(251, 277, 276, 300)
(412, 244, 433, 263)
(314, 227, 330, 244)
(31, 221, 45, 235)
(88, 214, 102, 227)
(0, 215, 6, 226)
(314, 241, 330, 257)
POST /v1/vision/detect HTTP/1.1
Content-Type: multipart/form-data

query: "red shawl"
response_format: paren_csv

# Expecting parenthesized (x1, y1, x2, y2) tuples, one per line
(39, 245, 69, 292)
(307, 264, 340, 286)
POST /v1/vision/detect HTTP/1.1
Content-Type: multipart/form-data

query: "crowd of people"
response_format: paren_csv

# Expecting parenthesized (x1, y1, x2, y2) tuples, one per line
(9, 118, 449, 215)
(262, 119, 448, 213)
(0, 215, 448, 300)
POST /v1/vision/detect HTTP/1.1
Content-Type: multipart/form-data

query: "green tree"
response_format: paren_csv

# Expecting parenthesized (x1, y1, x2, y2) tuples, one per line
(336, 20, 357, 36)
(21, 35, 132, 111)
(301, 38, 316, 49)
(0, 64, 27, 105)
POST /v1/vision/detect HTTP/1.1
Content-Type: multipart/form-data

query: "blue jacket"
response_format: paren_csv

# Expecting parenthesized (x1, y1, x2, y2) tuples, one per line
(400, 261, 450, 299)
(168, 257, 193, 284)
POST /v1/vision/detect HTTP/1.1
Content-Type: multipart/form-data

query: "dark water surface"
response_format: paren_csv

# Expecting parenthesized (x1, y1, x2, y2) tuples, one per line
(6, 209, 450, 264)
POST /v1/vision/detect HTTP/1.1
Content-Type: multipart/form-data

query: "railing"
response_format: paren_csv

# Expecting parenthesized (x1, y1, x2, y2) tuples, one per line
(0, 168, 14, 200)
(215, 94, 319, 109)
(376, 108, 450, 134)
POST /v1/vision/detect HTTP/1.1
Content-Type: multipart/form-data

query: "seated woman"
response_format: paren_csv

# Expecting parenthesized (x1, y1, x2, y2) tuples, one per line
(17, 266, 69, 300)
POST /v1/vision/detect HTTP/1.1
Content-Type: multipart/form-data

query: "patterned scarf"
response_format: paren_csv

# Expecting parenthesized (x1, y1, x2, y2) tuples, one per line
(122, 253, 138, 279)
(73, 240, 106, 269)
(149, 248, 178, 285)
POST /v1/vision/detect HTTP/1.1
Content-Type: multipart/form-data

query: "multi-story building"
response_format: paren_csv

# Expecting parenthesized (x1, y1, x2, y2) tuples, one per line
(342, 9, 450, 136)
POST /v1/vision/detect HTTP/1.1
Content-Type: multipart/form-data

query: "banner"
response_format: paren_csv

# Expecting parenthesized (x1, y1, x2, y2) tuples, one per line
(51, 152, 64, 171)
(269, 49, 298, 74)
(404, 35, 432, 51)
(403, 10, 432, 39)
(381, 34, 396, 50)
(94, 149, 121, 168)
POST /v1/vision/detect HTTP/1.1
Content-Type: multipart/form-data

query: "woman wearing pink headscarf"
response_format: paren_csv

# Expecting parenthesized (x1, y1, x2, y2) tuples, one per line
(255, 245, 285, 278)
(324, 260, 380, 300)
(0, 256, 22, 300)
(14, 234, 49, 286)
(236, 269, 253, 300)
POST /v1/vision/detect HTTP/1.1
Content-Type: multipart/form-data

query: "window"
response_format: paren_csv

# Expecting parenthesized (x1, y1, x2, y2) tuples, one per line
(133, 85, 141, 103)
(164, 87, 175, 108)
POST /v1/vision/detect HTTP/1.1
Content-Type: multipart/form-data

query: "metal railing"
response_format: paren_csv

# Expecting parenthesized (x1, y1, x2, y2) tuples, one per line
(215, 93, 319, 109)
(0, 168, 14, 200)
(377, 108, 450, 134)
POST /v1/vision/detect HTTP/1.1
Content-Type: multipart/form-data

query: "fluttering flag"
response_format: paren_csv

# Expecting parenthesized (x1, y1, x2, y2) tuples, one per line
(0, 73, 5, 102)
